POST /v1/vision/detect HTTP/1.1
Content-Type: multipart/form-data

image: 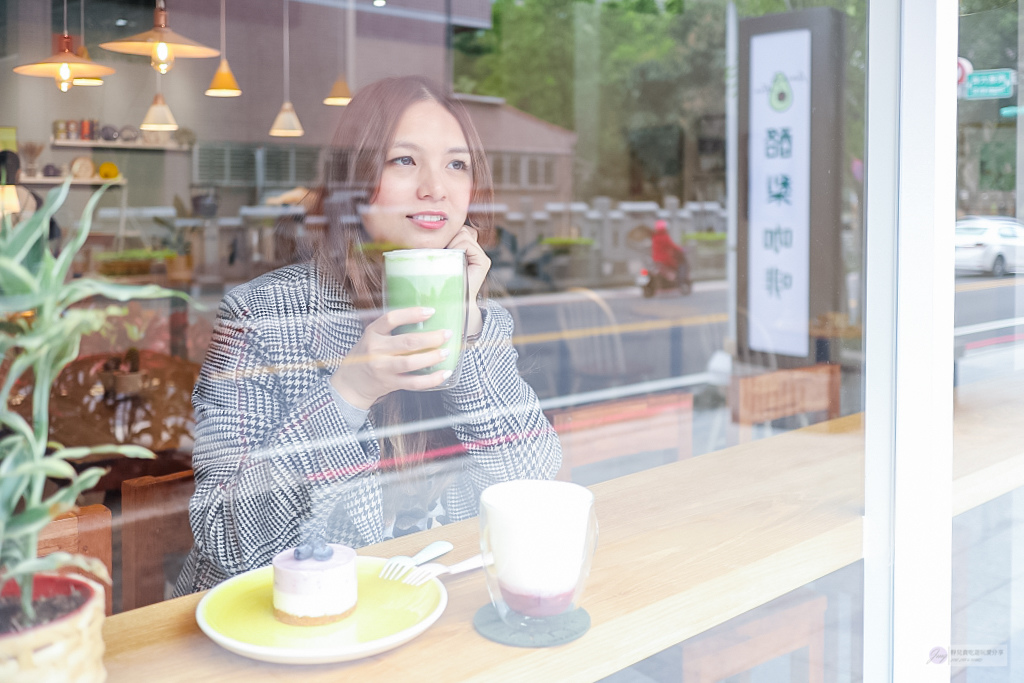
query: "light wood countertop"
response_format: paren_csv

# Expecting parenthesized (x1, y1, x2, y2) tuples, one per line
(101, 373, 1024, 682)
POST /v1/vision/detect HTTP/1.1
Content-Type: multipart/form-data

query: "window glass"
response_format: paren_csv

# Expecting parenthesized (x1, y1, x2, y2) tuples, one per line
(1, 0, 875, 678)
(953, 3, 1024, 678)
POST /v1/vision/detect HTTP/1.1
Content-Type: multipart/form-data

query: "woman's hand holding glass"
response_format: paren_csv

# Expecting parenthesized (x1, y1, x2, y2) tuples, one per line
(445, 226, 489, 336)
(331, 307, 453, 410)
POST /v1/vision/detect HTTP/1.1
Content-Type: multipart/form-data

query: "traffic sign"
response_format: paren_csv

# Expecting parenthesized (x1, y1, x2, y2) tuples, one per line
(965, 69, 1016, 100)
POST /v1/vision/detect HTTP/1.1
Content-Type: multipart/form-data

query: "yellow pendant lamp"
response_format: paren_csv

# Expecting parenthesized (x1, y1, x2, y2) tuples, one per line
(270, 0, 303, 137)
(12, 0, 114, 92)
(73, 0, 105, 86)
(206, 0, 241, 97)
(324, 0, 355, 105)
(100, 0, 218, 74)
(323, 78, 352, 106)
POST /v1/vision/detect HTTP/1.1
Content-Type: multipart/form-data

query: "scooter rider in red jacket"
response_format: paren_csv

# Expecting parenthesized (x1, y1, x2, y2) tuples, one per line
(650, 219, 689, 286)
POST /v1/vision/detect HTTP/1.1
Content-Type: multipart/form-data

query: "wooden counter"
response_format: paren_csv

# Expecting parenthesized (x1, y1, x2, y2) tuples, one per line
(100, 374, 1024, 682)
(103, 416, 865, 682)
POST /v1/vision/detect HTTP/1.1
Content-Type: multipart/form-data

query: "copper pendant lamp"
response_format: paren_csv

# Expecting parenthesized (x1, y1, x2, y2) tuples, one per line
(13, 0, 114, 91)
(100, 0, 218, 74)
(206, 0, 241, 96)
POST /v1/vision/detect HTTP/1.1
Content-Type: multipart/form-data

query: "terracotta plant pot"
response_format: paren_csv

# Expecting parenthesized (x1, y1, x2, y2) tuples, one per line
(0, 574, 106, 682)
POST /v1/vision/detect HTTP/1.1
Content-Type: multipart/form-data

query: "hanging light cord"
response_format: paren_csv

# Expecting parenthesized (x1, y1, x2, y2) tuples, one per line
(220, 0, 227, 58)
(283, 0, 290, 101)
(63, 0, 69, 37)
(80, 0, 86, 44)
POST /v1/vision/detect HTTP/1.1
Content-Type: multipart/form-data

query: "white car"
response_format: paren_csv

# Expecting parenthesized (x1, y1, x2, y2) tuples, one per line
(954, 217, 1024, 277)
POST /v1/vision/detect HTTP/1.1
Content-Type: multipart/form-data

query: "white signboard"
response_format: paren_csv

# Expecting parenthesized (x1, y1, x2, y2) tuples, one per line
(747, 29, 811, 357)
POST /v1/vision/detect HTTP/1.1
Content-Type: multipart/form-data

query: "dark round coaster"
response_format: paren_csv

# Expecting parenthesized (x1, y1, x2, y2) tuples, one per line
(473, 604, 590, 648)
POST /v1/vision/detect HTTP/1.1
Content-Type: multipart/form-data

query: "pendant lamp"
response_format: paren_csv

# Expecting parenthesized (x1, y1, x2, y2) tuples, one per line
(12, 0, 114, 91)
(141, 75, 179, 131)
(270, 0, 303, 137)
(73, 0, 105, 86)
(1, 186, 21, 217)
(100, 0, 218, 74)
(206, 0, 241, 96)
(322, 2, 351, 106)
(323, 78, 352, 106)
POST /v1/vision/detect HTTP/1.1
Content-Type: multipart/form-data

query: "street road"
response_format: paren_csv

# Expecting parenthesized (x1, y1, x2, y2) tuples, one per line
(503, 274, 1024, 401)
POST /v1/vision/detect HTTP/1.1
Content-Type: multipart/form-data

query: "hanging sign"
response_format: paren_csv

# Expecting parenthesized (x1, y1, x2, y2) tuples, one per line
(746, 29, 811, 357)
(737, 8, 845, 367)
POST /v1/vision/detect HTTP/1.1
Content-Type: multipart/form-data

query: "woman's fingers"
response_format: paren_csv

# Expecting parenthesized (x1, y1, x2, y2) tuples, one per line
(369, 306, 436, 335)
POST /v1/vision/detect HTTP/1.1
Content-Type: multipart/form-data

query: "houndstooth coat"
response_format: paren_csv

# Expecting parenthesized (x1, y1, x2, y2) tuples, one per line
(174, 262, 561, 594)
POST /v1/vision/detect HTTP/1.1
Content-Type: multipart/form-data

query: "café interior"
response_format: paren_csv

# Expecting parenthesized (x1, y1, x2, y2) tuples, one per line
(0, 0, 1020, 681)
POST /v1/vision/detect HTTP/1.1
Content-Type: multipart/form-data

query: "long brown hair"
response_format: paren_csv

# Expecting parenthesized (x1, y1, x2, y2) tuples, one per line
(308, 76, 495, 525)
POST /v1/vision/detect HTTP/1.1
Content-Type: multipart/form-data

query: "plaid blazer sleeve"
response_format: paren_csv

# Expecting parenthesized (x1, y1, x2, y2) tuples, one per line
(440, 300, 563, 521)
(178, 280, 384, 593)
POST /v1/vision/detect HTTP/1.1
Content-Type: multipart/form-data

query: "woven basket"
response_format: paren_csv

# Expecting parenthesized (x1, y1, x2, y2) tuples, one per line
(0, 574, 106, 683)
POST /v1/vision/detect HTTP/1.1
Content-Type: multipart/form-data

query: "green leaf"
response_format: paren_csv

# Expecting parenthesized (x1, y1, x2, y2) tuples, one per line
(0, 292, 47, 314)
(0, 552, 111, 586)
(11, 459, 77, 480)
(58, 279, 186, 310)
(6, 503, 70, 539)
(54, 444, 155, 461)
(0, 257, 38, 296)
(40, 467, 106, 509)
(53, 183, 108, 285)
(0, 205, 47, 267)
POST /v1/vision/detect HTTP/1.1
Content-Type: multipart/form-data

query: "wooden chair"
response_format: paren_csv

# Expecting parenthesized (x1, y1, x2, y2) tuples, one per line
(730, 364, 841, 443)
(681, 589, 828, 683)
(546, 391, 693, 483)
(556, 288, 631, 393)
(121, 470, 195, 611)
(38, 504, 113, 615)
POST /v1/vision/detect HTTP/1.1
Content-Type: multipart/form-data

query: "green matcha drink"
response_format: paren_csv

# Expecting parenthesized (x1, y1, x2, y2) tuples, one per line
(383, 249, 467, 389)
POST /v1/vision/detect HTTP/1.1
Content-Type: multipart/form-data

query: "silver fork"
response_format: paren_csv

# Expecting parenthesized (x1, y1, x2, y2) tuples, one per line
(378, 540, 454, 580)
(400, 553, 485, 586)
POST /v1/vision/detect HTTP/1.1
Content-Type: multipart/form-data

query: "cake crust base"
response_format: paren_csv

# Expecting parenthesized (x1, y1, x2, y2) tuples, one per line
(273, 603, 357, 626)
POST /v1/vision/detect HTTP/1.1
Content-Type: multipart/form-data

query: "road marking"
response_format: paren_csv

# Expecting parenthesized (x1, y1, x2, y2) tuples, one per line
(956, 278, 1023, 293)
(512, 313, 729, 347)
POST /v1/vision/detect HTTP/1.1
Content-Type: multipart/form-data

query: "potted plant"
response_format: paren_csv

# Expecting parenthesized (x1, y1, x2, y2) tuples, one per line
(0, 181, 184, 680)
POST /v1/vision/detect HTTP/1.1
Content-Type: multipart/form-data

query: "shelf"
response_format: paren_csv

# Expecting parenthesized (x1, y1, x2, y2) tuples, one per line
(23, 176, 126, 186)
(50, 139, 191, 152)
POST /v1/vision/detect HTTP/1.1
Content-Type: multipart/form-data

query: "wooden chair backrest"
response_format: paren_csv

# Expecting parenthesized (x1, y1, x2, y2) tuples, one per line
(547, 391, 693, 482)
(38, 504, 113, 615)
(121, 469, 195, 612)
(730, 363, 841, 427)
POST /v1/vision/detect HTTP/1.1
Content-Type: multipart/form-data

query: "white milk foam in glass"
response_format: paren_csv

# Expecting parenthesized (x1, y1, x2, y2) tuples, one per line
(383, 248, 464, 278)
(480, 480, 594, 613)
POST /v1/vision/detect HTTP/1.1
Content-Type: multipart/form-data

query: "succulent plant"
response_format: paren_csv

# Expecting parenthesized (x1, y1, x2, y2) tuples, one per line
(0, 180, 185, 623)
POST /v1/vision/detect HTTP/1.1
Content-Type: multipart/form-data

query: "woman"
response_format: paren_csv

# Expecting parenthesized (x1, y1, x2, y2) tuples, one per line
(175, 76, 561, 594)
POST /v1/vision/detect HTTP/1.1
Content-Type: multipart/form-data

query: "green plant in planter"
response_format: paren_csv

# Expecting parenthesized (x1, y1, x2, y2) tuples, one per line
(0, 180, 185, 626)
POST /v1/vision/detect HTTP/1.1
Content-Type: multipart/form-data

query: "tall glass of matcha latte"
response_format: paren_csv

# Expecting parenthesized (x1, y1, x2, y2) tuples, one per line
(384, 249, 468, 390)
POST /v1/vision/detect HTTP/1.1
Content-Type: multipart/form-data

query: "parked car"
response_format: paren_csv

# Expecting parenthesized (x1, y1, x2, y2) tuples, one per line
(954, 216, 1024, 277)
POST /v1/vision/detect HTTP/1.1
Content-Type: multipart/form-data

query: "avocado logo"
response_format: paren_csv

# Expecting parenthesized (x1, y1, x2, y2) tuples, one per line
(769, 72, 793, 112)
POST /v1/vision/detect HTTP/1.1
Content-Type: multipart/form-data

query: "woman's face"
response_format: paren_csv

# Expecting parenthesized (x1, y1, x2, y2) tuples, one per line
(362, 99, 473, 249)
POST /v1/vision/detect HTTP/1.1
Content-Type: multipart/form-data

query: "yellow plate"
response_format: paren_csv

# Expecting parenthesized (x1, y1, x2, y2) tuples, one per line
(196, 556, 447, 664)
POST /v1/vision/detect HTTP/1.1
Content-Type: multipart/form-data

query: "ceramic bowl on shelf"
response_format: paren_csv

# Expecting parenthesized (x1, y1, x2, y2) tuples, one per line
(100, 125, 119, 141)
(42, 164, 61, 177)
(119, 125, 140, 143)
(70, 157, 96, 179)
